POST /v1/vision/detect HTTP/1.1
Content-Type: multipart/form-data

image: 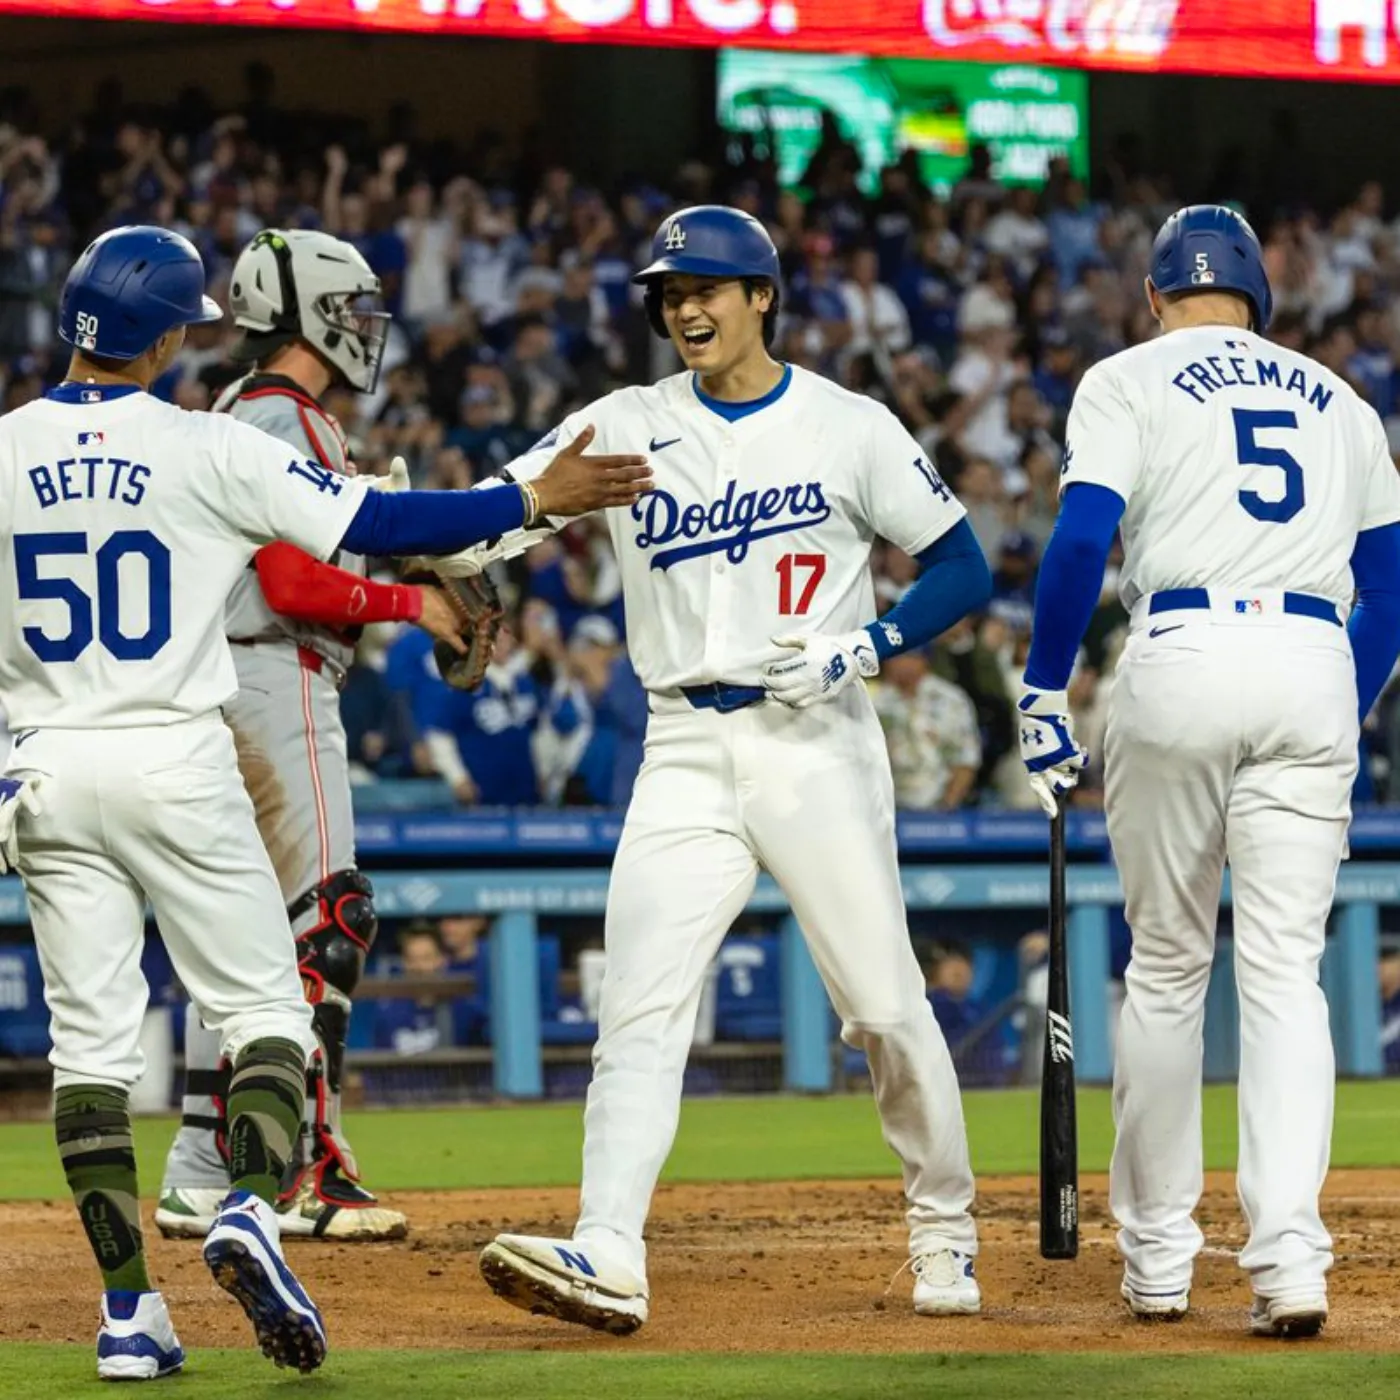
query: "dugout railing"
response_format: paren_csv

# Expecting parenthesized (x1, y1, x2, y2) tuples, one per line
(0, 863, 1386, 1096)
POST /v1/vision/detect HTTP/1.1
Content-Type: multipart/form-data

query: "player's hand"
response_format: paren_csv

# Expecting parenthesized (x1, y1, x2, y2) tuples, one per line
(762, 630, 879, 709)
(414, 584, 471, 655)
(531, 425, 653, 519)
(0, 774, 44, 875)
(1017, 685, 1088, 817)
(362, 455, 410, 493)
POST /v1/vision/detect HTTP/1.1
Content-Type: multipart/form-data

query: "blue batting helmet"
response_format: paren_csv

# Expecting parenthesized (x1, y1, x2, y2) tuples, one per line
(633, 205, 781, 340)
(59, 225, 222, 360)
(1148, 204, 1273, 331)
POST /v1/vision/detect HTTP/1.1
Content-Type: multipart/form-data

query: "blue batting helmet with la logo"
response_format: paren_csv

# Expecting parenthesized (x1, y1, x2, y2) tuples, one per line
(632, 205, 782, 339)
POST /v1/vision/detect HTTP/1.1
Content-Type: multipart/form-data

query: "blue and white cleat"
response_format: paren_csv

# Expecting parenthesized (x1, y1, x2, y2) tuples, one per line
(96, 1290, 185, 1381)
(1121, 1280, 1191, 1321)
(203, 1190, 327, 1372)
(479, 1234, 650, 1335)
(911, 1249, 982, 1316)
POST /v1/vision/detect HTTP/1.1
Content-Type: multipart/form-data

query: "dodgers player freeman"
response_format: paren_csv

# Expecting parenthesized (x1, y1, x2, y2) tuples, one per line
(1019, 206, 1400, 1338)
(475, 206, 994, 1332)
(0, 226, 650, 1378)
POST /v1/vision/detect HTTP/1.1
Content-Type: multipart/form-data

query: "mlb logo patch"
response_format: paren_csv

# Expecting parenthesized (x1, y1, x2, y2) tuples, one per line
(78, 431, 104, 446)
(1235, 598, 1263, 614)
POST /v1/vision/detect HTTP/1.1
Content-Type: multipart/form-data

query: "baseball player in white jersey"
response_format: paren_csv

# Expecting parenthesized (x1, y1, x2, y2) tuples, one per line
(158, 230, 470, 1244)
(470, 205, 995, 1332)
(0, 225, 650, 1379)
(1019, 206, 1400, 1337)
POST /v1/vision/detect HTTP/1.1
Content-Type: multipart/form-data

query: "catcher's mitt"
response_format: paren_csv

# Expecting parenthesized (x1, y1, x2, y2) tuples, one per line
(406, 570, 504, 691)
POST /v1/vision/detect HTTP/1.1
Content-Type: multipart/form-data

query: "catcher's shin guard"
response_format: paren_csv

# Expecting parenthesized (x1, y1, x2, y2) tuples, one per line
(289, 869, 376, 1182)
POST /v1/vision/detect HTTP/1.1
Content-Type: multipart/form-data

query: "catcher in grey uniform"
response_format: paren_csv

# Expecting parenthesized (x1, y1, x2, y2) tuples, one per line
(157, 230, 487, 1241)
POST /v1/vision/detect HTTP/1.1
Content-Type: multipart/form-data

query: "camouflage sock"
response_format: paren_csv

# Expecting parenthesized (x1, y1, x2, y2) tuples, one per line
(225, 1038, 306, 1205)
(54, 1084, 151, 1294)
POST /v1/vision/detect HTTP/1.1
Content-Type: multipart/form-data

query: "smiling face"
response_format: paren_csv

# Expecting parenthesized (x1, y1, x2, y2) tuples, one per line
(659, 273, 772, 377)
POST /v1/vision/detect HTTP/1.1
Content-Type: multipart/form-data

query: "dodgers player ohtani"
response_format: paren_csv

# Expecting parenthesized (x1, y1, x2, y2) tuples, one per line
(0, 225, 649, 1378)
(1020, 206, 1400, 1338)
(477, 206, 994, 1331)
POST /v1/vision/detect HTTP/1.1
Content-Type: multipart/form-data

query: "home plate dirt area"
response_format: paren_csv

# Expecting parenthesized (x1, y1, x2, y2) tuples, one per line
(3, 1172, 1395, 1355)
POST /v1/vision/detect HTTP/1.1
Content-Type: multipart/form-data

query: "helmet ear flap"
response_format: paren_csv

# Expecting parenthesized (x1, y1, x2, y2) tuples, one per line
(644, 283, 667, 339)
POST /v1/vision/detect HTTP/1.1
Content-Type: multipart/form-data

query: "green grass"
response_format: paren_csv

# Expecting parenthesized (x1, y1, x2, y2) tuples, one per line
(2, 1081, 1399, 1200)
(2, 1348, 1399, 1399)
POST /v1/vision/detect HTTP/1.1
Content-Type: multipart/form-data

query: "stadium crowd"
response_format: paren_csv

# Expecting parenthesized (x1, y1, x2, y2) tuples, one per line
(5, 74, 1400, 810)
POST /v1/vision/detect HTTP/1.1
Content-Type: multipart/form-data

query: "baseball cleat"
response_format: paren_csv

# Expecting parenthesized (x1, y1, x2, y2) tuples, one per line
(203, 1190, 328, 1372)
(1250, 1294, 1327, 1339)
(154, 1186, 228, 1240)
(276, 1160, 409, 1241)
(96, 1290, 185, 1381)
(911, 1249, 982, 1316)
(479, 1234, 649, 1335)
(1121, 1281, 1191, 1321)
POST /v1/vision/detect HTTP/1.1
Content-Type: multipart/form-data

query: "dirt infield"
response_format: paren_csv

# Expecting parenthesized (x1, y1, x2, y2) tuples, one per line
(3, 1171, 1396, 1353)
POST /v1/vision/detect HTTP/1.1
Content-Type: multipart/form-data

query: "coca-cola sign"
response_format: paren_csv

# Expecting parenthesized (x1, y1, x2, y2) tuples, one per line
(6, 0, 1400, 84)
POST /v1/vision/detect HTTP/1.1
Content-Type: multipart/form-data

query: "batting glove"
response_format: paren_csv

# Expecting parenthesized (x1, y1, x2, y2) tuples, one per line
(0, 774, 43, 875)
(361, 455, 411, 492)
(1017, 686, 1088, 817)
(763, 630, 879, 709)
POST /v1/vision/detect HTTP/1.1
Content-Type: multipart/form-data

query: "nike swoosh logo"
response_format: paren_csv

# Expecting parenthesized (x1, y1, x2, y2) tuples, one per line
(649, 436, 681, 452)
(11, 730, 35, 749)
(1148, 624, 1184, 638)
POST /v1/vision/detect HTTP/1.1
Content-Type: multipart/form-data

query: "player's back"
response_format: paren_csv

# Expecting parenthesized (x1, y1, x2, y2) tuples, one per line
(1076, 328, 1394, 608)
(0, 384, 353, 730)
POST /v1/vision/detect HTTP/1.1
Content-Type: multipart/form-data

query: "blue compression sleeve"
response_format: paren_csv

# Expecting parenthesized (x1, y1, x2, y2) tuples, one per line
(1348, 522, 1400, 721)
(1023, 482, 1126, 691)
(340, 483, 527, 557)
(866, 518, 992, 661)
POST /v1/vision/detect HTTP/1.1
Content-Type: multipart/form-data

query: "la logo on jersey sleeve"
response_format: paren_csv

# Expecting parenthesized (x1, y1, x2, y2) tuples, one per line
(286, 458, 344, 495)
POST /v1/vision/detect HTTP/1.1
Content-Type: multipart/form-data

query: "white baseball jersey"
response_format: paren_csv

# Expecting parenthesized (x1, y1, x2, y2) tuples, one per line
(1063, 327, 1400, 608)
(0, 384, 368, 729)
(504, 365, 966, 691)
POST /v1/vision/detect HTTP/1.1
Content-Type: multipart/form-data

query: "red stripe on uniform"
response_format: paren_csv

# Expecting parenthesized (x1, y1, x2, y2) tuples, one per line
(300, 664, 331, 883)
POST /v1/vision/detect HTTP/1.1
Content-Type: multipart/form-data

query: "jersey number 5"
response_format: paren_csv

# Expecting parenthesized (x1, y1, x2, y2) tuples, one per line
(776, 553, 826, 615)
(1233, 408, 1303, 524)
(15, 530, 172, 662)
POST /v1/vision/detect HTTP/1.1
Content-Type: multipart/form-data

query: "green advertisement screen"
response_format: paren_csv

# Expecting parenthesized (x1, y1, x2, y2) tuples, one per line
(717, 51, 1089, 197)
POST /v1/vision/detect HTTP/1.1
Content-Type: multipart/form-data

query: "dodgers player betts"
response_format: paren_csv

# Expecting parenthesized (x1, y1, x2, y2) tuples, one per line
(1019, 205, 1400, 1338)
(0, 225, 650, 1378)
(473, 205, 994, 1332)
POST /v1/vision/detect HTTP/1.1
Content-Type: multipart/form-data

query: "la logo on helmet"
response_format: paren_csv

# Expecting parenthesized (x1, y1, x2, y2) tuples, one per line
(664, 221, 686, 251)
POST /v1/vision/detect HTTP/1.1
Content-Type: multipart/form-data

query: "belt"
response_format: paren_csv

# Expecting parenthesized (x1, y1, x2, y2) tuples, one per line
(230, 639, 330, 676)
(679, 683, 767, 713)
(1148, 588, 1341, 628)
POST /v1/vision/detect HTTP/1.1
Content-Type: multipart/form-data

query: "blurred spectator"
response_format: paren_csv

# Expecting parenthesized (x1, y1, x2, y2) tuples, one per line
(931, 618, 1015, 790)
(373, 921, 476, 1054)
(841, 244, 911, 361)
(989, 531, 1040, 635)
(871, 649, 981, 810)
(923, 942, 985, 1047)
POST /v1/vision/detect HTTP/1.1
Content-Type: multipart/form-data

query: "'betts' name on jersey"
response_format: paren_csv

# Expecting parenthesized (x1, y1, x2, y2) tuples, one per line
(1062, 326, 1400, 610)
(505, 365, 966, 692)
(0, 386, 367, 729)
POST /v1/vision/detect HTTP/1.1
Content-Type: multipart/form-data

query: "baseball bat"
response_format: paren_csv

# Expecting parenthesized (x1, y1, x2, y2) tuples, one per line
(1039, 796, 1079, 1260)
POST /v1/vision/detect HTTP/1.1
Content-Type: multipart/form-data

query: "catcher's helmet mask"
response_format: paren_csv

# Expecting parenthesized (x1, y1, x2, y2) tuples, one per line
(229, 229, 390, 392)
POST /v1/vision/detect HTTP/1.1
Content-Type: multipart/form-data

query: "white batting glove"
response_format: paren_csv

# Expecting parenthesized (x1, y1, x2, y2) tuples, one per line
(1017, 686, 1088, 817)
(762, 630, 880, 709)
(0, 774, 43, 875)
(362, 455, 411, 492)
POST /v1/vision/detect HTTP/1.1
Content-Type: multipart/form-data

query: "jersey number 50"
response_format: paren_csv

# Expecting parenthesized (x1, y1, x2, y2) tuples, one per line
(15, 530, 172, 662)
(1233, 408, 1303, 524)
